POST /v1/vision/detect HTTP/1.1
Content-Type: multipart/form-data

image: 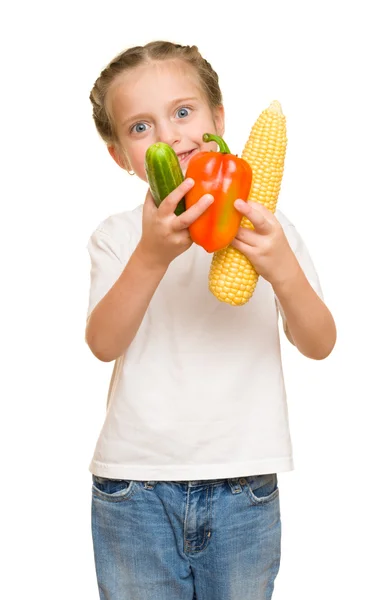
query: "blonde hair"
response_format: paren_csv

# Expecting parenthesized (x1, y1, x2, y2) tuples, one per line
(89, 40, 223, 151)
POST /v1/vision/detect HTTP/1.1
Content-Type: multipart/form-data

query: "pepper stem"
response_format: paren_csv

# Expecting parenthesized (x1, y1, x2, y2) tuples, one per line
(203, 133, 231, 154)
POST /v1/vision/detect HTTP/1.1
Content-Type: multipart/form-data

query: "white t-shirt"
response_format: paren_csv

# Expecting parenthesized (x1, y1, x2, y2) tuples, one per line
(86, 204, 323, 481)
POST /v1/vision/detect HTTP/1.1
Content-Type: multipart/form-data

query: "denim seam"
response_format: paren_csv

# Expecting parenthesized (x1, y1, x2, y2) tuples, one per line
(183, 486, 191, 553)
(244, 482, 280, 506)
(92, 481, 139, 503)
(206, 484, 213, 546)
(184, 485, 213, 554)
(176, 481, 226, 488)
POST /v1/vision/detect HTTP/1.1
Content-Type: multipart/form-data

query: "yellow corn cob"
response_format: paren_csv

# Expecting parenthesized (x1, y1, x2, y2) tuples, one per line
(208, 100, 287, 306)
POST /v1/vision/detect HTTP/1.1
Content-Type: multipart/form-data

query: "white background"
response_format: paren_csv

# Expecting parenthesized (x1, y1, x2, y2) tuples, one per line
(2, 0, 381, 598)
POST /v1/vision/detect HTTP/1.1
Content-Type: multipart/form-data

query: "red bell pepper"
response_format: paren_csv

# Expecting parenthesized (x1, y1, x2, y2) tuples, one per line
(185, 134, 252, 253)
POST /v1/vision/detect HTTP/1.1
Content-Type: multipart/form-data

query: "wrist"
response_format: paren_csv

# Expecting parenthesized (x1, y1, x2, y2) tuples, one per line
(134, 240, 170, 274)
(271, 257, 304, 298)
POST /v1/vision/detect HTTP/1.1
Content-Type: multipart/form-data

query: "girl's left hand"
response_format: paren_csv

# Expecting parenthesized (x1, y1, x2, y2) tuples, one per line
(231, 199, 300, 287)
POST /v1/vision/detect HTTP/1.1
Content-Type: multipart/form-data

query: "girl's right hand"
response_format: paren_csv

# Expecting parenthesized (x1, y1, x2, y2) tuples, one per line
(137, 178, 214, 269)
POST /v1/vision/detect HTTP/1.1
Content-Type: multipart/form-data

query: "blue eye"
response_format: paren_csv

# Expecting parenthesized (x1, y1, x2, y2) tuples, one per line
(176, 107, 190, 118)
(132, 122, 148, 133)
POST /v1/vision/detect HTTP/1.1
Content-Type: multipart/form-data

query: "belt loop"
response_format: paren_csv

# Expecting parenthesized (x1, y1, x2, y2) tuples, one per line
(228, 478, 243, 494)
(143, 481, 157, 490)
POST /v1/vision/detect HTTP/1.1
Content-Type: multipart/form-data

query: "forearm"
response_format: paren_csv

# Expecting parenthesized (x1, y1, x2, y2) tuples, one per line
(273, 264, 336, 360)
(85, 243, 168, 362)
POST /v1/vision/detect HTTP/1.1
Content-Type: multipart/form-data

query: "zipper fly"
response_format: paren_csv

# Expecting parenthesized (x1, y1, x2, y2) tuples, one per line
(183, 483, 213, 555)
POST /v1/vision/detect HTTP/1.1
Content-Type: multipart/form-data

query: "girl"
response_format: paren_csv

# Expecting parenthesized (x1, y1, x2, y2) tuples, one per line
(86, 40, 336, 600)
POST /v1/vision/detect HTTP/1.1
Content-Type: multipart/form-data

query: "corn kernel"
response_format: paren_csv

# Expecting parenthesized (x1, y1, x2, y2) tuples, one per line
(208, 101, 287, 305)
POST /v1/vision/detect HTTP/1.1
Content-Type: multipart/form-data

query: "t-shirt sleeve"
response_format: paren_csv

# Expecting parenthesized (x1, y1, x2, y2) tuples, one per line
(275, 218, 324, 334)
(86, 228, 126, 320)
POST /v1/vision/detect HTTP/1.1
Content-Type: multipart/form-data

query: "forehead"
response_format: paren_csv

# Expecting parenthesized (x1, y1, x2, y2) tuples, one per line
(107, 60, 205, 119)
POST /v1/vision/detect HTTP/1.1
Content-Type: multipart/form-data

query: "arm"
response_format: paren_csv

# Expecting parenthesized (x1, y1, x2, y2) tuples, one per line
(231, 200, 337, 360)
(273, 262, 336, 360)
(86, 179, 214, 362)
(86, 245, 167, 362)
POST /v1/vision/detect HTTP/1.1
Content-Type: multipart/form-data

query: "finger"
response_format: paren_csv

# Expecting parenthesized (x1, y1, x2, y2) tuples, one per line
(234, 226, 262, 247)
(230, 236, 251, 257)
(234, 199, 273, 233)
(158, 178, 195, 217)
(144, 188, 158, 214)
(173, 193, 215, 231)
(248, 201, 274, 218)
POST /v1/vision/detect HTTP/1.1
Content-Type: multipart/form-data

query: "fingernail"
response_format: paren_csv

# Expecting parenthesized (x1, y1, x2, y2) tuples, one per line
(205, 194, 214, 204)
(185, 178, 194, 187)
(234, 199, 245, 209)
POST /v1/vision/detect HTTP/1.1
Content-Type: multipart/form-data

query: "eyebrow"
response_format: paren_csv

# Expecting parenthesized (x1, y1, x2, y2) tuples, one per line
(122, 97, 199, 127)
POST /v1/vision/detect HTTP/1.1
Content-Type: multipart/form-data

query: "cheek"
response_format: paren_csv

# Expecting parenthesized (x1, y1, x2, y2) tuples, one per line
(198, 119, 221, 152)
(127, 146, 148, 174)
(135, 151, 150, 181)
(200, 139, 219, 154)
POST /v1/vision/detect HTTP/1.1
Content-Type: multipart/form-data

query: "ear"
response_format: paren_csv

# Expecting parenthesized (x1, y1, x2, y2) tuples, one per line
(107, 145, 130, 171)
(214, 105, 225, 137)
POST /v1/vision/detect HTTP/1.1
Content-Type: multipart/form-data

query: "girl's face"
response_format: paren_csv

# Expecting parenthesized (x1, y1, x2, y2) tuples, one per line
(106, 59, 225, 180)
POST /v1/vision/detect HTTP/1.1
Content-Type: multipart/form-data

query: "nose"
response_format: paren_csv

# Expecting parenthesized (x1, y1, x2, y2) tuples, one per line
(156, 120, 181, 147)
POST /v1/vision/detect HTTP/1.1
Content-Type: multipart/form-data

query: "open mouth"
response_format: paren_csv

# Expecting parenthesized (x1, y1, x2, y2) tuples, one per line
(177, 149, 197, 164)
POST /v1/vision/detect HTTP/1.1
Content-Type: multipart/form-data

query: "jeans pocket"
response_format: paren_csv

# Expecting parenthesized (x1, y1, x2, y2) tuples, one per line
(243, 473, 279, 505)
(92, 475, 136, 502)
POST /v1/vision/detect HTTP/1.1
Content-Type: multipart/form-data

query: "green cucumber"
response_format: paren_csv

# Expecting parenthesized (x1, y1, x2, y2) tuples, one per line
(144, 143, 186, 216)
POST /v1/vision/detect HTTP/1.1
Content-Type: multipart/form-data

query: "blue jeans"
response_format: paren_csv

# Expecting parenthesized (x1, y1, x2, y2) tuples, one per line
(91, 474, 281, 600)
